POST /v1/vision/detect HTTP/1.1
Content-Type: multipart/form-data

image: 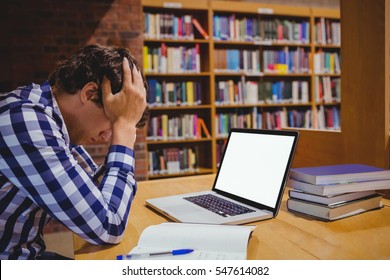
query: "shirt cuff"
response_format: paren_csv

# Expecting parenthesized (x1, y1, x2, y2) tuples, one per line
(106, 145, 135, 173)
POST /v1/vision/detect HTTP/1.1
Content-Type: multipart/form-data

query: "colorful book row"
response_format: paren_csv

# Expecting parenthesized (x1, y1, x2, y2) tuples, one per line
(263, 47, 310, 74)
(143, 13, 195, 40)
(147, 114, 210, 141)
(144, 13, 209, 40)
(215, 79, 309, 105)
(313, 50, 341, 74)
(215, 106, 340, 135)
(147, 79, 202, 106)
(314, 76, 341, 103)
(315, 105, 340, 130)
(215, 108, 312, 136)
(148, 147, 199, 175)
(214, 49, 261, 73)
(216, 139, 227, 167)
(314, 18, 341, 45)
(143, 43, 200, 73)
(213, 15, 310, 43)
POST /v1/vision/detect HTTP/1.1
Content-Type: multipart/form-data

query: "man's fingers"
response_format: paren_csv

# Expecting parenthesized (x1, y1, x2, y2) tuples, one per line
(101, 76, 112, 102)
(122, 57, 133, 88)
(122, 57, 146, 97)
(131, 66, 145, 89)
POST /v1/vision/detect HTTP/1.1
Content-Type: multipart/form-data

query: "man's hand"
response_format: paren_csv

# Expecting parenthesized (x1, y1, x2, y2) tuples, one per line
(101, 57, 147, 148)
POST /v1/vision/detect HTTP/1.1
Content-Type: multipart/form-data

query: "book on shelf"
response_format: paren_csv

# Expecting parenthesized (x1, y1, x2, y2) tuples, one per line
(192, 18, 209, 39)
(288, 178, 390, 196)
(215, 79, 310, 106)
(287, 193, 383, 221)
(289, 164, 390, 186)
(214, 48, 261, 73)
(214, 107, 313, 134)
(126, 222, 256, 260)
(148, 147, 199, 175)
(197, 118, 211, 138)
(288, 189, 377, 206)
(143, 13, 195, 40)
(314, 17, 341, 45)
(216, 139, 227, 166)
(263, 47, 310, 74)
(147, 79, 202, 107)
(312, 105, 340, 130)
(143, 44, 200, 73)
(212, 15, 310, 43)
(313, 50, 341, 74)
(314, 76, 341, 103)
(147, 114, 210, 140)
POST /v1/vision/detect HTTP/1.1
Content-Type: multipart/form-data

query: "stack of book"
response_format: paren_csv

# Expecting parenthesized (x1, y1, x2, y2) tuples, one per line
(287, 164, 390, 221)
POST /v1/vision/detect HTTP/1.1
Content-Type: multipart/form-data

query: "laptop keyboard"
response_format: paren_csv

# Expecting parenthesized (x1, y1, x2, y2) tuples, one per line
(183, 194, 255, 217)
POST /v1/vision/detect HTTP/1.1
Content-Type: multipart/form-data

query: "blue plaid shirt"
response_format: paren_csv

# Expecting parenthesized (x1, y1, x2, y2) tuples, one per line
(0, 82, 137, 259)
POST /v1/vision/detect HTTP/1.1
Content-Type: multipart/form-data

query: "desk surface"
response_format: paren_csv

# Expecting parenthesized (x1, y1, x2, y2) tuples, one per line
(74, 174, 390, 260)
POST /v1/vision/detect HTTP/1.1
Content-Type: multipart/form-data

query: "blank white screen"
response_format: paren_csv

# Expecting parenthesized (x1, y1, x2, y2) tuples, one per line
(214, 131, 295, 208)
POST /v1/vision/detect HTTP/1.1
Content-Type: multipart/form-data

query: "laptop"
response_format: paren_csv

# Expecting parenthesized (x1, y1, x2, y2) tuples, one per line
(146, 128, 299, 225)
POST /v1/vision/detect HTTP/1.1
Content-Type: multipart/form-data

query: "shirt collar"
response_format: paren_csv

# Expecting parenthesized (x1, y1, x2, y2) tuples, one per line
(41, 81, 71, 146)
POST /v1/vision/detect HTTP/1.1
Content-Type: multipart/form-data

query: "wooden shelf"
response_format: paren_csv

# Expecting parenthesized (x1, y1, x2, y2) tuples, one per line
(311, 7, 340, 19)
(211, 0, 311, 16)
(142, 0, 209, 10)
(215, 103, 312, 108)
(314, 44, 341, 48)
(147, 138, 212, 145)
(148, 167, 214, 180)
(213, 40, 311, 48)
(145, 72, 211, 77)
(144, 38, 209, 43)
(149, 105, 212, 110)
(314, 73, 341, 77)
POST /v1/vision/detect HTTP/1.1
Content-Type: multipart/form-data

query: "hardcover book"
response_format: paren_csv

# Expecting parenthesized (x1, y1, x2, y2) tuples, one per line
(287, 194, 383, 221)
(288, 178, 390, 196)
(290, 164, 390, 185)
(192, 18, 209, 39)
(288, 189, 377, 206)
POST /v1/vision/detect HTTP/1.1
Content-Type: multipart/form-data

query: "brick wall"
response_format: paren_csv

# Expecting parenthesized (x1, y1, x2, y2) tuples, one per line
(225, 0, 339, 8)
(0, 0, 147, 180)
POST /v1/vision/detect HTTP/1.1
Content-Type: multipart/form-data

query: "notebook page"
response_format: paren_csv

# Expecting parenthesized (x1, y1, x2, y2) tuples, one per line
(129, 223, 255, 260)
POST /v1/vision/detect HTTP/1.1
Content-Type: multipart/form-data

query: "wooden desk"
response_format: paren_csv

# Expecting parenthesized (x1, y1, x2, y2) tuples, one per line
(74, 174, 390, 260)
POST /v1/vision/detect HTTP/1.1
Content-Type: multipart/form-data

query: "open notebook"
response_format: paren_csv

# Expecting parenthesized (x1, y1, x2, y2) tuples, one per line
(146, 128, 299, 225)
(126, 223, 256, 260)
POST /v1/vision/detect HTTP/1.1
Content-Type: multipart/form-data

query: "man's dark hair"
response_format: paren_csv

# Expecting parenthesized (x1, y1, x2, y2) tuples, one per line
(48, 44, 149, 128)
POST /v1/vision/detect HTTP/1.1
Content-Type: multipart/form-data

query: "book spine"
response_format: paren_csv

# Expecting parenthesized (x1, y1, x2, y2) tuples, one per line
(148, 114, 211, 140)
(192, 18, 209, 39)
(148, 147, 200, 175)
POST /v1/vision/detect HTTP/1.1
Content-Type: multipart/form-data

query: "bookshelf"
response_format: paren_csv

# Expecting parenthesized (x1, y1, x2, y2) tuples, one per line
(311, 8, 341, 130)
(142, 0, 214, 179)
(142, 0, 341, 179)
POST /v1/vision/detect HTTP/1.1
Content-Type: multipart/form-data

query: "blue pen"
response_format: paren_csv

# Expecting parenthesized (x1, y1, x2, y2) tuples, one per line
(116, 249, 194, 260)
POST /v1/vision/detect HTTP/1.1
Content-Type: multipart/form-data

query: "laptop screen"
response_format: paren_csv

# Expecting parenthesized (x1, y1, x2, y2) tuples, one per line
(213, 129, 298, 210)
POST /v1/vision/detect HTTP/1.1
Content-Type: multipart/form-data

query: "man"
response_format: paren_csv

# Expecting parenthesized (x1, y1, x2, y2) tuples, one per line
(0, 44, 149, 259)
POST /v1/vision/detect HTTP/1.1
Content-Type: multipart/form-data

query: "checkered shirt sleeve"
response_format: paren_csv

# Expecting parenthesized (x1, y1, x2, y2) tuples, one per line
(0, 83, 137, 259)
